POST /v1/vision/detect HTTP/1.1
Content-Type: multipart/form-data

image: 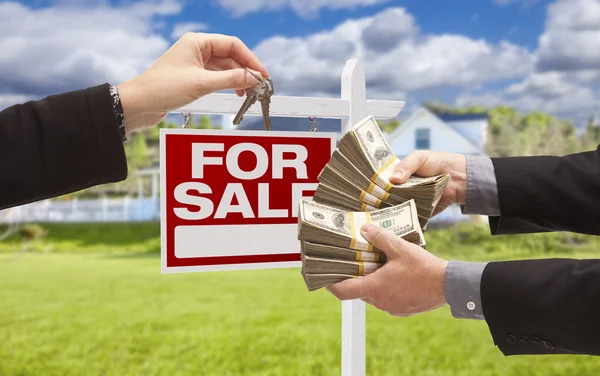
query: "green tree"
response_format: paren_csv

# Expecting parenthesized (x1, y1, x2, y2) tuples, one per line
(127, 132, 150, 171)
(377, 118, 402, 134)
(581, 112, 600, 151)
(425, 103, 583, 158)
(197, 115, 215, 129)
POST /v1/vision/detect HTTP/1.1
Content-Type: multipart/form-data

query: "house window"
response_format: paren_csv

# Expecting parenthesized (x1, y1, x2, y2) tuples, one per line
(415, 128, 430, 150)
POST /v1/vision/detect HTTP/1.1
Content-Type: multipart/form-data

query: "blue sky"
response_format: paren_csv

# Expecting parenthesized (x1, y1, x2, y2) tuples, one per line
(2, 0, 600, 125)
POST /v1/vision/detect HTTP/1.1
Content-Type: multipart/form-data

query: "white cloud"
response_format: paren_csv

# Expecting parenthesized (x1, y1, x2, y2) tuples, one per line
(171, 22, 209, 39)
(252, 7, 534, 98)
(455, 0, 600, 124)
(455, 92, 506, 110)
(537, 0, 600, 71)
(545, 0, 600, 30)
(215, 0, 390, 18)
(0, 94, 33, 110)
(0, 0, 183, 109)
(456, 70, 600, 124)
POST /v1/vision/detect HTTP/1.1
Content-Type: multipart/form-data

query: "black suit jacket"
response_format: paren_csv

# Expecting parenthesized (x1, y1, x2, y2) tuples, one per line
(0, 84, 128, 210)
(481, 148, 600, 356)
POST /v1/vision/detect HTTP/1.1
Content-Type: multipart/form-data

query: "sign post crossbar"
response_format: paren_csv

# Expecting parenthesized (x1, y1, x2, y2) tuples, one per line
(168, 58, 405, 376)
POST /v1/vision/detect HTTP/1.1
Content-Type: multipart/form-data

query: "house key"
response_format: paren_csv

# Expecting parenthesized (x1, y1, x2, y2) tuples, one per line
(233, 68, 274, 131)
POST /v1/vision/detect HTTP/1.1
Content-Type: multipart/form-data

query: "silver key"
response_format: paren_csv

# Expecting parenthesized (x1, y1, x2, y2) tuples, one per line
(260, 95, 271, 131)
(232, 69, 274, 130)
(259, 78, 274, 131)
(233, 88, 258, 125)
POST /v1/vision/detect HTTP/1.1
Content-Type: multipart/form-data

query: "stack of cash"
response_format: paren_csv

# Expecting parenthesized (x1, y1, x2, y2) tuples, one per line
(298, 199, 424, 291)
(313, 115, 449, 229)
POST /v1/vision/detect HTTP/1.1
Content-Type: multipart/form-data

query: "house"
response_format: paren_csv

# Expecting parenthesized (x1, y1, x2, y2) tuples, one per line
(239, 109, 489, 225)
(386, 107, 488, 158)
(386, 107, 489, 225)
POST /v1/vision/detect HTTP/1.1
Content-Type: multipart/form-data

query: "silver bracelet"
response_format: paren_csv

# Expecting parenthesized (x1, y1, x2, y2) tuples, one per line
(109, 85, 126, 142)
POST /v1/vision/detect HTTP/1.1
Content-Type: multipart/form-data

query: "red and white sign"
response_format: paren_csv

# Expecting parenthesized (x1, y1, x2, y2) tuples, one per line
(160, 129, 336, 273)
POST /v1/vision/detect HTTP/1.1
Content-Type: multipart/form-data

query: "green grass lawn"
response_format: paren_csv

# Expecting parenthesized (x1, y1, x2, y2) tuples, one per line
(1, 222, 599, 375)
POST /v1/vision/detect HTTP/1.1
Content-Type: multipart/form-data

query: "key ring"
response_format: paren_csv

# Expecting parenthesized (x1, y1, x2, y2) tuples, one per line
(182, 113, 191, 129)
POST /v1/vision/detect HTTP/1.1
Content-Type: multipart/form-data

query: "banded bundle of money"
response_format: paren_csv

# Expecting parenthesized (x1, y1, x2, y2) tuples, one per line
(298, 198, 423, 291)
(314, 115, 449, 228)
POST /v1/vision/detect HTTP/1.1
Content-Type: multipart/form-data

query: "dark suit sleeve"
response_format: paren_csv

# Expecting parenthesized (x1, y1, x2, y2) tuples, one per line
(488, 146, 600, 235)
(0, 84, 128, 210)
(481, 259, 600, 356)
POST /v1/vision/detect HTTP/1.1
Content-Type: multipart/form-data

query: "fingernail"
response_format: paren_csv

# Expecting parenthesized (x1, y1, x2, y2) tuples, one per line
(246, 69, 261, 85)
(392, 171, 404, 181)
(360, 223, 374, 235)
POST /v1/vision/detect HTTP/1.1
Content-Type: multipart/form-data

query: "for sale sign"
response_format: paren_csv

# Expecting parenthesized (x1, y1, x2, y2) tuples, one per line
(160, 129, 336, 273)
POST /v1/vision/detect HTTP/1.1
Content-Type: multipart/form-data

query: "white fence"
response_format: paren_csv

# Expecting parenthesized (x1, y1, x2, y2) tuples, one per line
(0, 197, 473, 225)
(0, 197, 159, 223)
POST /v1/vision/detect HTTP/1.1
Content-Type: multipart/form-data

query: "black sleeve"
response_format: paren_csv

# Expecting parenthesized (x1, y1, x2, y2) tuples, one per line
(0, 84, 128, 210)
(488, 146, 600, 235)
(481, 259, 600, 356)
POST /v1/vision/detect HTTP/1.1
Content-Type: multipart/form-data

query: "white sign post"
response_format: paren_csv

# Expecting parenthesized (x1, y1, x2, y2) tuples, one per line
(340, 60, 367, 376)
(166, 58, 404, 376)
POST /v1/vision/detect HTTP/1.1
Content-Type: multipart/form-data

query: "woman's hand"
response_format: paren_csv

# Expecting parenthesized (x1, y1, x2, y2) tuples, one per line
(117, 32, 269, 134)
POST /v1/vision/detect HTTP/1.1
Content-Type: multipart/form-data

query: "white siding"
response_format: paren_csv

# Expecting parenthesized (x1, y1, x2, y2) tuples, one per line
(446, 119, 488, 151)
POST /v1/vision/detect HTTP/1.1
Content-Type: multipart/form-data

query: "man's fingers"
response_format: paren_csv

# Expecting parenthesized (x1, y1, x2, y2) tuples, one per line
(326, 277, 374, 301)
(199, 68, 262, 94)
(431, 199, 451, 217)
(203, 34, 269, 77)
(389, 151, 428, 184)
(360, 224, 406, 260)
(361, 297, 374, 305)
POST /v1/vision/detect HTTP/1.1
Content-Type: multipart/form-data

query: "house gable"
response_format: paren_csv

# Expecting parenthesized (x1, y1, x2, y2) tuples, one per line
(437, 113, 489, 152)
(386, 108, 483, 157)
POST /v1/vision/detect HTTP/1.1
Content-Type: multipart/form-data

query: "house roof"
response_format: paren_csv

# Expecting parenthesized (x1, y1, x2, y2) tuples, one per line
(436, 113, 489, 122)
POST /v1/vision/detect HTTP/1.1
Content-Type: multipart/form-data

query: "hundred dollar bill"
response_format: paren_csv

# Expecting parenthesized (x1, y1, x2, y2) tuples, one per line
(338, 115, 448, 191)
(313, 181, 379, 212)
(301, 254, 384, 276)
(318, 164, 390, 209)
(301, 271, 358, 291)
(300, 241, 387, 263)
(298, 198, 425, 252)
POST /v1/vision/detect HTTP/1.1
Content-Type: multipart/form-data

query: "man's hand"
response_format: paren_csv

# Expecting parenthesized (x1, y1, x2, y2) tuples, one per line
(117, 32, 269, 134)
(390, 151, 467, 216)
(327, 223, 448, 317)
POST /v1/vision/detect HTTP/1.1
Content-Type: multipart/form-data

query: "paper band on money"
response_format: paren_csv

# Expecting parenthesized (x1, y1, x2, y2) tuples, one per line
(370, 156, 400, 192)
(358, 261, 380, 276)
(366, 183, 391, 201)
(359, 190, 382, 208)
(348, 212, 374, 252)
(355, 251, 380, 262)
(360, 202, 377, 211)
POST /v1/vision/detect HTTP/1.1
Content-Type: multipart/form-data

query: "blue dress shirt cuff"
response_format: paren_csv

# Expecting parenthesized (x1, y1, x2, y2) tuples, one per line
(461, 155, 500, 216)
(444, 260, 488, 320)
